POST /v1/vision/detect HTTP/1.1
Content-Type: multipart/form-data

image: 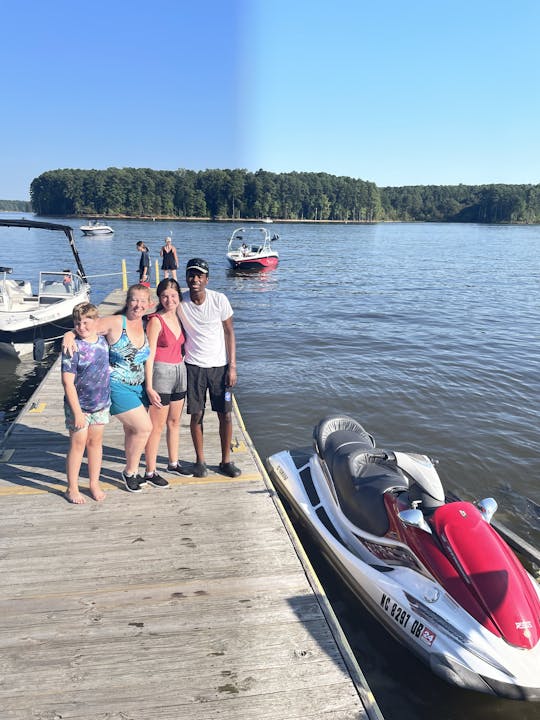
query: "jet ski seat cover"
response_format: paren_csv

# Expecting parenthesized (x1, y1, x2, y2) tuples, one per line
(333, 448, 409, 536)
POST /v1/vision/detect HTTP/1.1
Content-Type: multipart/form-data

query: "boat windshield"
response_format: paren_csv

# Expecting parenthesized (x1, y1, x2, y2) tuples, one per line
(39, 271, 81, 304)
(229, 227, 271, 253)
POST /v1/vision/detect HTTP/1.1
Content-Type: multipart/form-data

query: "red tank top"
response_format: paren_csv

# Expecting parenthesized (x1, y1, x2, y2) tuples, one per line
(147, 313, 184, 364)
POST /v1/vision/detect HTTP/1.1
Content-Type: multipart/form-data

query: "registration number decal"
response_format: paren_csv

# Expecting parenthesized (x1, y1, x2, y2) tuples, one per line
(380, 594, 436, 646)
(380, 593, 411, 628)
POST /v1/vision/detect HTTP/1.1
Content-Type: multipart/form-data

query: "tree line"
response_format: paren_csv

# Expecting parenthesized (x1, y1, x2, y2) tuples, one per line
(29, 167, 540, 223)
(30, 168, 380, 222)
(0, 199, 32, 212)
(380, 183, 540, 223)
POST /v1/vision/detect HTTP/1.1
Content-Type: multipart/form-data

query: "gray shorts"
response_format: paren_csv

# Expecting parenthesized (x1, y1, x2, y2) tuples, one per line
(151, 361, 187, 406)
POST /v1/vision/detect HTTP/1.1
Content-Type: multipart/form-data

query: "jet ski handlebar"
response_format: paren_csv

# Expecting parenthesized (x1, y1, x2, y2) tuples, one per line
(363, 449, 396, 463)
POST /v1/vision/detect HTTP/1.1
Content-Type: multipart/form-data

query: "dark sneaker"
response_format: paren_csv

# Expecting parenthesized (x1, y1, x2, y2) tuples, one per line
(167, 462, 194, 477)
(192, 462, 208, 478)
(122, 470, 143, 493)
(145, 471, 169, 488)
(219, 462, 241, 478)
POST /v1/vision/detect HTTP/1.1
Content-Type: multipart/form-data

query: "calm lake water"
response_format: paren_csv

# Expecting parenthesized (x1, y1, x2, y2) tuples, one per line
(1, 214, 539, 718)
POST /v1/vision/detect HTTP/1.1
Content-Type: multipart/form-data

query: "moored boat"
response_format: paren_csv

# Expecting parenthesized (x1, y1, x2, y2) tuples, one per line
(267, 414, 540, 700)
(80, 221, 114, 236)
(0, 219, 91, 359)
(226, 227, 279, 270)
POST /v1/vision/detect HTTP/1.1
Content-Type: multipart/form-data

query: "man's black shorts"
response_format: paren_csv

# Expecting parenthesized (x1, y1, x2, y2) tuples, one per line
(186, 363, 228, 414)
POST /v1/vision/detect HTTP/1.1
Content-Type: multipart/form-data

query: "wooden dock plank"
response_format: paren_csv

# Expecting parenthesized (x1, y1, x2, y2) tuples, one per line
(0, 290, 381, 720)
(0, 489, 374, 719)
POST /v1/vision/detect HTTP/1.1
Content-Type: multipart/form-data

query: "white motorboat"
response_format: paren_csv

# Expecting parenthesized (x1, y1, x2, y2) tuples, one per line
(267, 414, 540, 700)
(80, 221, 114, 236)
(0, 219, 91, 359)
(226, 227, 279, 271)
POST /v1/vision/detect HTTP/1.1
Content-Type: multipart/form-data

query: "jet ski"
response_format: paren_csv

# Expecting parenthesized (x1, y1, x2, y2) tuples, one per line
(267, 415, 540, 701)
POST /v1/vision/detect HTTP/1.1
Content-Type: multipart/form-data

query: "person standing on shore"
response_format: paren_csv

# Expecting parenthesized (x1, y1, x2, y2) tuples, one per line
(160, 236, 178, 280)
(178, 258, 240, 479)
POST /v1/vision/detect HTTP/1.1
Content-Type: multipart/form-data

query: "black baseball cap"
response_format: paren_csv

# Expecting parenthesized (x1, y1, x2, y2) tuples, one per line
(186, 258, 209, 275)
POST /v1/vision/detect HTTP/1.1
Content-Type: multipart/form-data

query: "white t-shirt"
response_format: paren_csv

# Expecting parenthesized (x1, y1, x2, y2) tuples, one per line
(180, 289, 233, 367)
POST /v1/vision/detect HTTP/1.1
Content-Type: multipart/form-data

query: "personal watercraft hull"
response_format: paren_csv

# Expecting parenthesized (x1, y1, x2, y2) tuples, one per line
(267, 420, 540, 701)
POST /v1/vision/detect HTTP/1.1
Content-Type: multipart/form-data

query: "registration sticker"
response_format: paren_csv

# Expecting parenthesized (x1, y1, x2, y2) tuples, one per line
(420, 626, 436, 646)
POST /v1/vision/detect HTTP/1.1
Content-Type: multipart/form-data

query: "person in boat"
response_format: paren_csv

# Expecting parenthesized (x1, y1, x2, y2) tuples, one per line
(160, 236, 178, 280)
(177, 258, 240, 479)
(241, 242, 249, 256)
(62, 270, 73, 292)
(136, 241, 150, 284)
(61, 302, 110, 504)
(143, 278, 192, 485)
(63, 284, 153, 493)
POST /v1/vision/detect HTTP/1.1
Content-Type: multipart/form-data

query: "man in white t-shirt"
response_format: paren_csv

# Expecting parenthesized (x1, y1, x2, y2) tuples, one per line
(178, 258, 240, 478)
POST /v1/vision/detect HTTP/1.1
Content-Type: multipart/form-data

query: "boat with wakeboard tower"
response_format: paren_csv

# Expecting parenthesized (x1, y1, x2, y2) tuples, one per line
(80, 220, 114, 236)
(267, 414, 540, 701)
(0, 219, 91, 359)
(226, 226, 279, 270)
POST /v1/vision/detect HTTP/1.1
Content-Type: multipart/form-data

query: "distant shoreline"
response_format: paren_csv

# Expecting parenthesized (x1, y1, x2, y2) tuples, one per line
(36, 215, 534, 226)
(59, 215, 379, 225)
(1, 210, 379, 224)
(4, 211, 531, 226)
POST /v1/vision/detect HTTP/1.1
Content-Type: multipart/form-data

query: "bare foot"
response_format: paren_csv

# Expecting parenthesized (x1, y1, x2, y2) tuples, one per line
(65, 489, 86, 504)
(89, 483, 106, 502)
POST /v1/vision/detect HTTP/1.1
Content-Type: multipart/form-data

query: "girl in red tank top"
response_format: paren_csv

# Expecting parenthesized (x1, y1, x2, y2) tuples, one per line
(148, 312, 184, 364)
(143, 279, 192, 484)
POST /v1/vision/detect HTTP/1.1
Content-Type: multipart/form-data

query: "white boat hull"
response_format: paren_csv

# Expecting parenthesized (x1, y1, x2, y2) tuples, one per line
(81, 228, 113, 236)
(0, 285, 90, 357)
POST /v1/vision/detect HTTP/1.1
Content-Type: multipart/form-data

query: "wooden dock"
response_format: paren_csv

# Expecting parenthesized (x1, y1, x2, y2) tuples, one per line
(0, 291, 382, 719)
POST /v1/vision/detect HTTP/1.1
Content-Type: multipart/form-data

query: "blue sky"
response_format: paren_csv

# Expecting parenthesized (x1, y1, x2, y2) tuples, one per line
(1, 0, 539, 200)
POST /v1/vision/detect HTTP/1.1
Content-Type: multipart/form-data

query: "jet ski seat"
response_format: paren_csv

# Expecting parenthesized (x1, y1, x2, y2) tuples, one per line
(313, 415, 408, 535)
(332, 447, 409, 537)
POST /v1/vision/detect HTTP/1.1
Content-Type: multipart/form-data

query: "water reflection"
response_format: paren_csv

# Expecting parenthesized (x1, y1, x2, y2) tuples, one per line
(226, 266, 279, 292)
(0, 349, 57, 435)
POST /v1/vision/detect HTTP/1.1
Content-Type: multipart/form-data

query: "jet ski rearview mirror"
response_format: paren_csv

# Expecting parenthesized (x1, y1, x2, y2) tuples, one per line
(477, 497, 498, 524)
(398, 508, 432, 534)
